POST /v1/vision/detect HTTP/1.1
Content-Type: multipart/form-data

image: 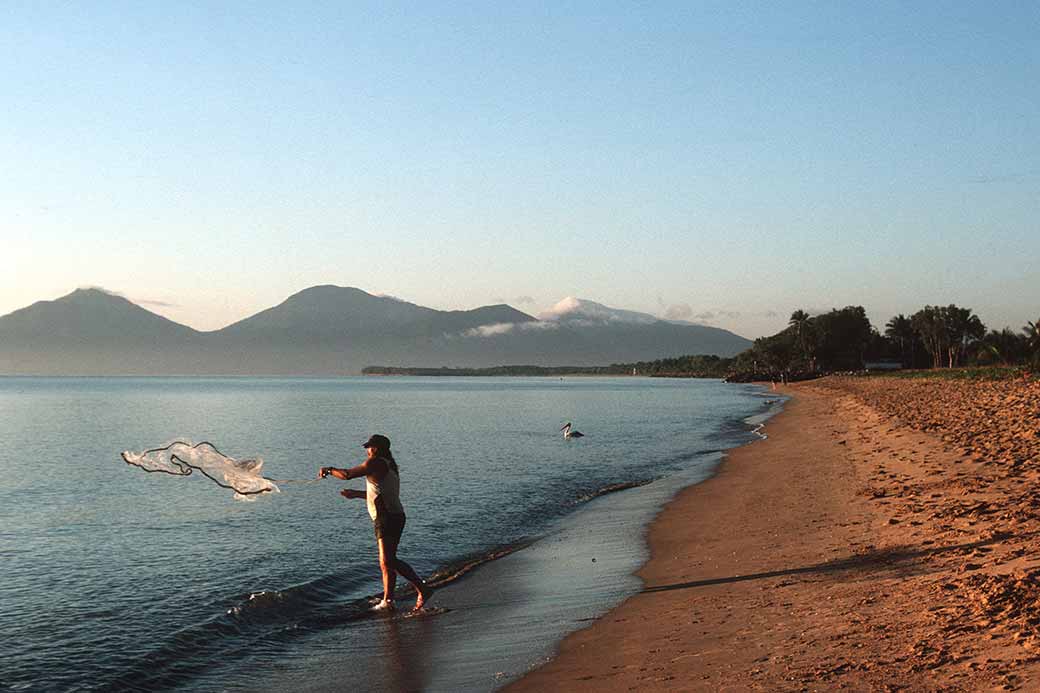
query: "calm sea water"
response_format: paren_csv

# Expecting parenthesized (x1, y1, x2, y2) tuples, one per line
(1, 376, 774, 691)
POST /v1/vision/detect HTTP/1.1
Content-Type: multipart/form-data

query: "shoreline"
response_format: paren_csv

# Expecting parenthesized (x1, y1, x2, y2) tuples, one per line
(4, 376, 772, 692)
(509, 377, 1040, 691)
(257, 451, 734, 693)
(249, 386, 775, 693)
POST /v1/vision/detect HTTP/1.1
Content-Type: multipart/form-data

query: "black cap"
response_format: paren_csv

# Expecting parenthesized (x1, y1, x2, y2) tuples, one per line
(362, 434, 391, 450)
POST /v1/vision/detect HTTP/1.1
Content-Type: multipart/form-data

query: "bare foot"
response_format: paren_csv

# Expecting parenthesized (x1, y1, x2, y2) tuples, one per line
(371, 598, 396, 613)
(414, 583, 433, 612)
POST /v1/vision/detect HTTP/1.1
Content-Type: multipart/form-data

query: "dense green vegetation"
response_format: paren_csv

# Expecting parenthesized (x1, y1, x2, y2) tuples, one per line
(366, 307, 1040, 381)
(602, 354, 732, 377)
(364, 356, 734, 378)
(635, 305, 1040, 381)
(362, 365, 625, 376)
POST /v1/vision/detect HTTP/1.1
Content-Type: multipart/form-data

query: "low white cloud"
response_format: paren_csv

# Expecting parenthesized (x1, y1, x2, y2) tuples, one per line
(689, 309, 742, 322)
(373, 292, 408, 303)
(461, 320, 559, 338)
(659, 298, 744, 324)
(664, 304, 694, 321)
(491, 296, 536, 306)
(464, 322, 515, 337)
(539, 297, 657, 324)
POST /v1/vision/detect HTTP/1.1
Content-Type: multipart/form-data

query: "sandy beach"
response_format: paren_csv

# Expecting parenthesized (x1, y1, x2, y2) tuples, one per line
(509, 375, 1040, 692)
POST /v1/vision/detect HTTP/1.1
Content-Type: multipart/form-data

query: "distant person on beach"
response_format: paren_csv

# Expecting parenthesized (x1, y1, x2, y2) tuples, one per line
(318, 434, 430, 612)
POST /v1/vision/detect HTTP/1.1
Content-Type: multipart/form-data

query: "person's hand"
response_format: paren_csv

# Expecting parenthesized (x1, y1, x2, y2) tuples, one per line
(318, 467, 329, 479)
(340, 489, 354, 499)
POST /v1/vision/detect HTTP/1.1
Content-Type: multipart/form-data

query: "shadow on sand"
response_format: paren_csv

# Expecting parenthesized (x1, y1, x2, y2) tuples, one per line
(641, 533, 1017, 595)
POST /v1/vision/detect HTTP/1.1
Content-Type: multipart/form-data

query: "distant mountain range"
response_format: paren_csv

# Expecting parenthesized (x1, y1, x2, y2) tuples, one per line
(0, 286, 752, 375)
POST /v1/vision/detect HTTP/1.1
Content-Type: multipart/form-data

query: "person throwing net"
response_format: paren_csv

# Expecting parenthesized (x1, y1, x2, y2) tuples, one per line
(319, 434, 431, 613)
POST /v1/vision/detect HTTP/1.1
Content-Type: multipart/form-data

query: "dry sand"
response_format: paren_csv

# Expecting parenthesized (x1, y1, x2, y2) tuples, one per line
(508, 375, 1040, 692)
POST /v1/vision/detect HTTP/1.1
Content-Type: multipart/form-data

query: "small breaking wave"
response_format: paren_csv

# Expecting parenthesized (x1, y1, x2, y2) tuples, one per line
(90, 533, 547, 692)
(571, 479, 654, 504)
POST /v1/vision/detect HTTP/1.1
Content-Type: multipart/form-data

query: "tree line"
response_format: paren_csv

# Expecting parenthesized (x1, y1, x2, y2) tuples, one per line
(361, 365, 620, 376)
(364, 307, 1040, 380)
(617, 306, 1040, 380)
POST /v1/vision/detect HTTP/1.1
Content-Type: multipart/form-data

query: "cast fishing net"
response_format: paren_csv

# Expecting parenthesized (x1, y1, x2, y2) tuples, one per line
(122, 441, 304, 501)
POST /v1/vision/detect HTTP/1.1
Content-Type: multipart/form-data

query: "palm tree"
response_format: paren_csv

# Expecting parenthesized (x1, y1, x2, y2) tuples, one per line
(910, 305, 984, 368)
(942, 305, 985, 368)
(885, 314, 914, 367)
(789, 309, 810, 332)
(789, 310, 814, 371)
(911, 306, 945, 368)
(1025, 318, 1040, 364)
(978, 328, 1023, 366)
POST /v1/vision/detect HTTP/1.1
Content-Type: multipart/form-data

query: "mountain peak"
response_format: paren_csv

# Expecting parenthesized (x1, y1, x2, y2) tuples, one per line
(539, 297, 659, 325)
(0, 286, 199, 346)
(288, 284, 367, 298)
(62, 287, 131, 303)
(216, 284, 437, 339)
(0, 287, 752, 374)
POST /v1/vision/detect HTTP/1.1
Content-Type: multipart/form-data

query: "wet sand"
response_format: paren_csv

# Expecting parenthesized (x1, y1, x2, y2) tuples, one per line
(257, 452, 731, 692)
(510, 376, 1040, 691)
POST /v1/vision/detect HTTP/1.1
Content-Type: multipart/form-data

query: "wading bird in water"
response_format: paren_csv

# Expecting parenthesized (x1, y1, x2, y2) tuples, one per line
(561, 422, 584, 439)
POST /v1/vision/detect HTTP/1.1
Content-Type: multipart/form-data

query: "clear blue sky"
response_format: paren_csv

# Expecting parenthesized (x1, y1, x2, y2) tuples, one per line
(3, 2, 1037, 338)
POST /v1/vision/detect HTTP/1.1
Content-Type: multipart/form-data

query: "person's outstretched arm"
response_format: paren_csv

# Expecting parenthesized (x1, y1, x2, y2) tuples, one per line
(318, 460, 368, 480)
(318, 457, 387, 480)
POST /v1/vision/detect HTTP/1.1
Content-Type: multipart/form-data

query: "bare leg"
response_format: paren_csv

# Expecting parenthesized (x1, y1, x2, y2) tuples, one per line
(394, 557, 422, 586)
(394, 558, 431, 609)
(377, 537, 398, 605)
(383, 536, 430, 610)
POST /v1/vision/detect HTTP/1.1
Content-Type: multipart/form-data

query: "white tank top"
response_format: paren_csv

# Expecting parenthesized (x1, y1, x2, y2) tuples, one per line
(366, 458, 404, 520)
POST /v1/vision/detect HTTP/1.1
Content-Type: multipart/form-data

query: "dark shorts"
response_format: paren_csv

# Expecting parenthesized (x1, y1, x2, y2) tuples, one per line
(373, 512, 406, 542)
